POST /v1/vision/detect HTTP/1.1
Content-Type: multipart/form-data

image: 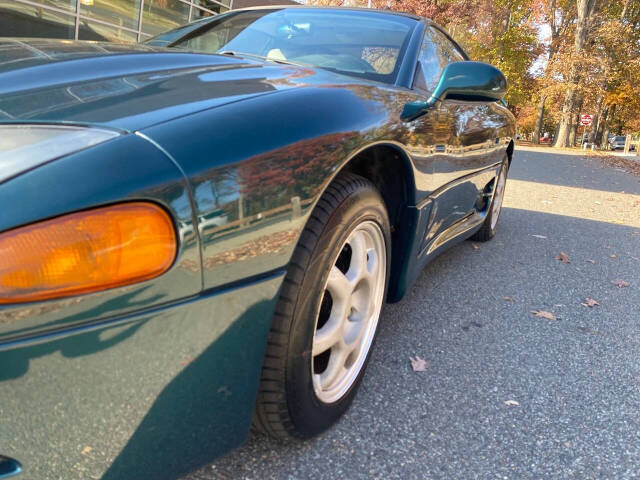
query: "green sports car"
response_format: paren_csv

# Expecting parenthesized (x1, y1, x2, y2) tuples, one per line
(0, 7, 515, 479)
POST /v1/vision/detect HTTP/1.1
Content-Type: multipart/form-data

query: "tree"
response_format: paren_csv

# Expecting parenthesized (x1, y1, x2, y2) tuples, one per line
(552, 0, 598, 147)
(592, 0, 640, 142)
(532, 0, 574, 143)
(307, 0, 639, 144)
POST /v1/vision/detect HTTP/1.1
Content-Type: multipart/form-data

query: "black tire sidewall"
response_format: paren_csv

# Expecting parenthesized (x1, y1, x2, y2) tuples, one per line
(286, 186, 391, 437)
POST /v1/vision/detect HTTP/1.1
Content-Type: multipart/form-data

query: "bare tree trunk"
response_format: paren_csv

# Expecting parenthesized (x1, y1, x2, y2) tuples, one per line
(570, 93, 583, 147)
(587, 2, 626, 145)
(600, 104, 616, 148)
(553, 0, 598, 148)
(568, 120, 578, 147)
(555, 90, 575, 147)
(533, 94, 546, 144)
(595, 104, 608, 145)
(590, 94, 604, 143)
(533, 0, 562, 146)
(569, 107, 582, 147)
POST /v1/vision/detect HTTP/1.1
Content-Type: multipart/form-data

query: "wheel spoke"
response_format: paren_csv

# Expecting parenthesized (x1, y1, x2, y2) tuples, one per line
(326, 265, 352, 303)
(365, 248, 378, 278)
(346, 231, 368, 282)
(312, 312, 344, 355)
(343, 313, 367, 349)
(317, 346, 350, 390)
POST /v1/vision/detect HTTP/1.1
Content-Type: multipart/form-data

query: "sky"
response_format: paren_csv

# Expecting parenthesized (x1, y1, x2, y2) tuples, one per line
(531, 23, 552, 76)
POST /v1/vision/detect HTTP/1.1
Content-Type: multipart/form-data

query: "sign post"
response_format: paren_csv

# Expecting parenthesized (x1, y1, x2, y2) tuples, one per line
(580, 114, 593, 149)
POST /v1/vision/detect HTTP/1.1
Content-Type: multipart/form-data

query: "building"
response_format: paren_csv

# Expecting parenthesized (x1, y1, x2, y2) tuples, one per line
(0, 0, 298, 44)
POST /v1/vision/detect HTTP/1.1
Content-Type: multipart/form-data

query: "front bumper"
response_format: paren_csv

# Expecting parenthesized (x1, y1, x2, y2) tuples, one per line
(0, 272, 283, 480)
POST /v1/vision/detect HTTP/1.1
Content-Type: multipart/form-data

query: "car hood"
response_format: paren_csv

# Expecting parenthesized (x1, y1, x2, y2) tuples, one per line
(0, 39, 322, 131)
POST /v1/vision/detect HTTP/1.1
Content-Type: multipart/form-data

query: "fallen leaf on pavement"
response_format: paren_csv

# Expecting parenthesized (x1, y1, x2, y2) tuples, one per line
(611, 279, 630, 288)
(530, 234, 547, 239)
(410, 356, 429, 372)
(471, 243, 480, 250)
(584, 298, 600, 307)
(610, 253, 617, 258)
(530, 310, 557, 320)
(504, 400, 520, 406)
(81, 446, 92, 455)
(503, 296, 516, 302)
(585, 259, 596, 264)
(555, 252, 570, 263)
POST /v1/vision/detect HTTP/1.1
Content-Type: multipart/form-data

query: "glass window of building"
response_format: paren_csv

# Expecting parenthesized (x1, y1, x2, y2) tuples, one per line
(80, 0, 142, 31)
(0, 0, 231, 43)
(0, 0, 76, 39)
(78, 19, 139, 42)
(141, 0, 191, 37)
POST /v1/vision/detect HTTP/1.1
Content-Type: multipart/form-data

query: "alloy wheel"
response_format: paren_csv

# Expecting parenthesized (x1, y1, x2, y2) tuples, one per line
(311, 220, 386, 404)
(490, 163, 508, 230)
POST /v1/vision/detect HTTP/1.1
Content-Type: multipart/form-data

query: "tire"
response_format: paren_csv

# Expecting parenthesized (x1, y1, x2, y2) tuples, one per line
(470, 156, 509, 242)
(254, 172, 391, 439)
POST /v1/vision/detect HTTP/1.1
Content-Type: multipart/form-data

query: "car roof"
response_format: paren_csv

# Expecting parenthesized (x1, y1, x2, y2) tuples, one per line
(227, 5, 425, 22)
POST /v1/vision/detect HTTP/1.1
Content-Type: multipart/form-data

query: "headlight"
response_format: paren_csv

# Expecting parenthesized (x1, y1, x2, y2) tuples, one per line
(0, 202, 177, 304)
(0, 124, 119, 184)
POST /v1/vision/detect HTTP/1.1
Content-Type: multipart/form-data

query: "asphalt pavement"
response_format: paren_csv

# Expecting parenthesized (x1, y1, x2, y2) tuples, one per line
(186, 147, 640, 480)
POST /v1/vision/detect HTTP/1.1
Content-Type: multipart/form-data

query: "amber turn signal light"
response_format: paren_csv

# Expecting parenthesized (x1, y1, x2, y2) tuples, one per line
(0, 202, 177, 304)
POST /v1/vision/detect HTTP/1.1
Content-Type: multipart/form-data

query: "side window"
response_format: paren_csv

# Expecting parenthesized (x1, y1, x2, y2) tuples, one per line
(430, 27, 465, 64)
(413, 27, 465, 93)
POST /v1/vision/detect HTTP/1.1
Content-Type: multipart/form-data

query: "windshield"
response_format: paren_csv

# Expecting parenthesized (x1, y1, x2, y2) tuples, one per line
(147, 9, 416, 84)
(615, 136, 626, 142)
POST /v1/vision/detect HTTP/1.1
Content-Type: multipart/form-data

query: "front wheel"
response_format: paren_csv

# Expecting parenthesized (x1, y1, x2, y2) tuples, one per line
(254, 173, 390, 439)
(471, 157, 509, 242)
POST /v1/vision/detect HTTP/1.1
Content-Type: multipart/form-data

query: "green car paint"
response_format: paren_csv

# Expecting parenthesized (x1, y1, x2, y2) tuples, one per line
(0, 8, 515, 479)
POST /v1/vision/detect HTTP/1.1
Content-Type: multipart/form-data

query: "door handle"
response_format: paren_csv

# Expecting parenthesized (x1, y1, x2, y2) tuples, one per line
(0, 456, 21, 479)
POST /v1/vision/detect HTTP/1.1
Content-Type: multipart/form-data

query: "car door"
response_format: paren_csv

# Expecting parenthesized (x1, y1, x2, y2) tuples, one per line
(407, 26, 503, 242)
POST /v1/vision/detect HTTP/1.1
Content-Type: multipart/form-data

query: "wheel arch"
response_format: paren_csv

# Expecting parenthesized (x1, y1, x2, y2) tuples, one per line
(335, 142, 418, 304)
(506, 139, 515, 166)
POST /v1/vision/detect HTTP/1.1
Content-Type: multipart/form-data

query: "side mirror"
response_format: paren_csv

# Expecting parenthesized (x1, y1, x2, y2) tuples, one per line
(0, 455, 22, 479)
(402, 61, 508, 121)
